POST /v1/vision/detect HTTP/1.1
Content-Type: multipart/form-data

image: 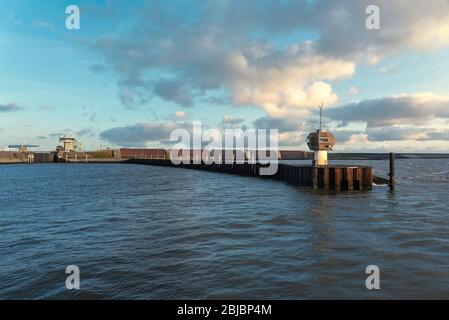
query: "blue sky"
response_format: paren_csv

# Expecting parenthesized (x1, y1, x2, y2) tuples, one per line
(1, 0, 449, 152)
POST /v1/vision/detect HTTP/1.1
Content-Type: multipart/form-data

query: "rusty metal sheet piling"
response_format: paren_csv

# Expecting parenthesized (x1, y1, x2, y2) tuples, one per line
(127, 159, 373, 191)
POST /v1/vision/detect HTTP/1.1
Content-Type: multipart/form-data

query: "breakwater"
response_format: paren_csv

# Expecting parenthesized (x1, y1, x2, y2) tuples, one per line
(0, 150, 379, 190)
(127, 159, 373, 190)
(0, 151, 33, 164)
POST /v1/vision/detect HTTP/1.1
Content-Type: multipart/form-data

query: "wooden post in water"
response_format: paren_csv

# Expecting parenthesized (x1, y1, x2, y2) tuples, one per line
(389, 152, 395, 191)
(312, 167, 318, 189)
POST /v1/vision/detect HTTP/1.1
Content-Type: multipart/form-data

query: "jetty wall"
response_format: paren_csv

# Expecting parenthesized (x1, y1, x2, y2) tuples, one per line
(127, 159, 373, 191)
(0, 151, 30, 164)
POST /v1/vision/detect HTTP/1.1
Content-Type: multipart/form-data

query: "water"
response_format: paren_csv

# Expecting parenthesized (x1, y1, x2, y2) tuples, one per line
(1, 160, 449, 299)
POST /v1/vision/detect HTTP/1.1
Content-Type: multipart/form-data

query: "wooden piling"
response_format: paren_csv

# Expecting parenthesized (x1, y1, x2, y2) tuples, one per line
(389, 152, 395, 191)
(312, 167, 318, 189)
(317, 167, 329, 189)
(323, 167, 329, 189)
(353, 167, 362, 190)
(329, 167, 340, 190)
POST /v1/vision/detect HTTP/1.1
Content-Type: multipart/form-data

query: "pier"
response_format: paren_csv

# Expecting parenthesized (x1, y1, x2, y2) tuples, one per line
(127, 159, 373, 191)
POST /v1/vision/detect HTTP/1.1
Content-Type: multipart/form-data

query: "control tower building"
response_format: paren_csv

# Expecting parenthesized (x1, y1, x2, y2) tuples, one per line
(59, 136, 77, 152)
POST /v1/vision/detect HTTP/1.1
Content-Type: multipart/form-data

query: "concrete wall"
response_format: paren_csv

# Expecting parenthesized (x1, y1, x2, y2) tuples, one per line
(0, 151, 29, 163)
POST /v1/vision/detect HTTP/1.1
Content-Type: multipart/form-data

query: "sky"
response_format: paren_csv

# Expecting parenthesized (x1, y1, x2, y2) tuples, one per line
(1, 0, 449, 152)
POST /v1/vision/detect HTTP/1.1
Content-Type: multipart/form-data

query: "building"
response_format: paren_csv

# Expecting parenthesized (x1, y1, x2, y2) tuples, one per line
(59, 136, 77, 152)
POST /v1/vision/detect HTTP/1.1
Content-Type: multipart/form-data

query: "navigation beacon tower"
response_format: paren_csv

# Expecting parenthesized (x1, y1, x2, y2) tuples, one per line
(306, 104, 336, 166)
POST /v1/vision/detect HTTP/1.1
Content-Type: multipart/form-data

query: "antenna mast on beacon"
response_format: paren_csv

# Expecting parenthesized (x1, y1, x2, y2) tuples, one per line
(306, 103, 336, 166)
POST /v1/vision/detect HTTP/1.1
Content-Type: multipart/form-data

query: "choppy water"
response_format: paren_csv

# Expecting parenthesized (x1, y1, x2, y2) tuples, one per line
(1, 159, 449, 299)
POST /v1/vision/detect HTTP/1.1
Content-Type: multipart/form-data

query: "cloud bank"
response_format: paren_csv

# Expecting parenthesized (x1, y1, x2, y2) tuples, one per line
(324, 93, 449, 148)
(100, 122, 192, 147)
(326, 93, 449, 128)
(0, 103, 24, 113)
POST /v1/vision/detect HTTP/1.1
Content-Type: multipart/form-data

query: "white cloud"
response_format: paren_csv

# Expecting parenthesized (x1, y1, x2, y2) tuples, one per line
(201, 0, 449, 61)
(348, 86, 359, 96)
(91, 1, 449, 116)
(92, 0, 449, 117)
(225, 49, 354, 117)
(91, 2, 359, 117)
(172, 111, 188, 120)
(88, 0, 449, 151)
